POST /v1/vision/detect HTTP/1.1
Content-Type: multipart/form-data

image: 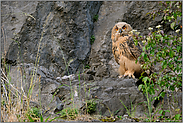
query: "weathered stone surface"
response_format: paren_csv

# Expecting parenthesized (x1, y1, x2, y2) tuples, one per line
(91, 78, 147, 117)
(7, 63, 62, 114)
(2, 1, 165, 78)
(7, 63, 147, 117)
(1, 1, 38, 57)
(121, 1, 164, 35)
(7, 64, 182, 118)
(4, 1, 102, 77)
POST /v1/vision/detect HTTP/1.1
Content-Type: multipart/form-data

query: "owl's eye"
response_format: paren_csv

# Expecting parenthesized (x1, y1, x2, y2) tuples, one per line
(122, 26, 127, 30)
(115, 27, 118, 31)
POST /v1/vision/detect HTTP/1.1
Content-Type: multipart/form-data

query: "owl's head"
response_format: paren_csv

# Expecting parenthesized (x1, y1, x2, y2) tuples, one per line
(112, 22, 132, 36)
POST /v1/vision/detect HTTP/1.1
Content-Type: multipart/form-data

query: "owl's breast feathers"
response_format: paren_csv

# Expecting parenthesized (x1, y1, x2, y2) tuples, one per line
(112, 35, 143, 64)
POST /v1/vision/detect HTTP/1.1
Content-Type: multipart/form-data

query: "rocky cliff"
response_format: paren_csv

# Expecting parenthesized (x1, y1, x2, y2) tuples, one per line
(1, 1, 181, 121)
(2, 1, 102, 77)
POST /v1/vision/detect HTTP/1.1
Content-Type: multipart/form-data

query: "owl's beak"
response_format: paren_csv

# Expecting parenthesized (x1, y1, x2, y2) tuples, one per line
(119, 29, 122, 33)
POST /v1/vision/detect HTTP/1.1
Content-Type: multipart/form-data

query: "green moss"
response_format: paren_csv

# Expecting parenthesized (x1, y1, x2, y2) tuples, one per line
(93, 14, 99, 22)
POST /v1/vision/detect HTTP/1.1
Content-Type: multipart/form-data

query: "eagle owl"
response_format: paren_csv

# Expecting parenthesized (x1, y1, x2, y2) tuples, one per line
(111, 22, 143, 78)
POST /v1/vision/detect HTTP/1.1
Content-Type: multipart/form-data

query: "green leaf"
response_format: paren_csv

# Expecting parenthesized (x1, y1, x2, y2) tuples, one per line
(142, 77, 149, 83)
(156, 34, 162, 38)
(45, 115, 51, 122)
(160, 91, 165, 98)
(165, 110, 170, 113)
(40, 115, 43, 122)
(169, 50, 174, 58)
(144, 54, 149, 61)
(170, 22, 176, 30)
(161, 60, 167, 70)
(149, 88, 155, 95)
(177, 46, 181, 52)
(150, 50, 155, 56)
(142, 46, 146, 51)
(158, 77, 162, 82)
(27, 114, 34, 122)
(170, 85, 175, 91)
(138, 84, 143, 90)
(159, 110, 163, 114)
(174, 12, 177, 19)
(174, 114, 181, 120)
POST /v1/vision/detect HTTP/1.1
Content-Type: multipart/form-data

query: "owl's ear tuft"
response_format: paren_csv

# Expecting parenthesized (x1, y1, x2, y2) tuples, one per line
(122, 25, 127, 30)
(115, 26, 118, 31)
(126, 24, 132, 31)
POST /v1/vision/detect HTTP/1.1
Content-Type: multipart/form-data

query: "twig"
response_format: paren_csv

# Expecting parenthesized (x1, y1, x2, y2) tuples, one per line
(1, 78, 9, 102)
(1, 69, 27, 99)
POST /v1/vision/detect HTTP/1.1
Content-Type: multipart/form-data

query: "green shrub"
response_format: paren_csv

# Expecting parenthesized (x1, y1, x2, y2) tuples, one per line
(138, 1, 182, 96)
(134, 1, 182, 121)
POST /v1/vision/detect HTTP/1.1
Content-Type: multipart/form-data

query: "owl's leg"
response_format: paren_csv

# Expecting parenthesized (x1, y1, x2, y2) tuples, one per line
(124, 70, 135, 78)
(118, 63, 126, 78)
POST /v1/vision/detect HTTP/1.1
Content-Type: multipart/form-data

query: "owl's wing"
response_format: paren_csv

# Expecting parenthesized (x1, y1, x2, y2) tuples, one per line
(112, 41, 120, 64)
(126, 36, 142, 59)
(118, 36, 143, 61)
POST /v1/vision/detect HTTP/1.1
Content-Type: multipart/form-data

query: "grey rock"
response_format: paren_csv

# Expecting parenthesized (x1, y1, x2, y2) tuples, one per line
(5, 1, 102, 77)
(55, 96, 64, 112)
(7, 63, 63, 114)
(1, 1, 38, 58)
(122, 1, 164, 35)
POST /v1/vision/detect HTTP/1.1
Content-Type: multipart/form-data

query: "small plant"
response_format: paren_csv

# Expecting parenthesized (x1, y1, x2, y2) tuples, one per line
(86, 99, 97, 114)
(117, 115, 123, 120)
(119, 98, 137, 119)
(85, 64, 90, 69)
(138, 77, 154, 122)
(26, 107, 43, 122)
(1, 12, 52, 122)
(90, 35, 95, 45)
(93, 14, 99, 22)
(29, 107, 41, 118)
(59, 107, 78, 120)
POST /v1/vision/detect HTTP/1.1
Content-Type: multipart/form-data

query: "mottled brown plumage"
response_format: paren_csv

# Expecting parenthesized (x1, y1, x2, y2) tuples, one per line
(111, 22, 143, 78)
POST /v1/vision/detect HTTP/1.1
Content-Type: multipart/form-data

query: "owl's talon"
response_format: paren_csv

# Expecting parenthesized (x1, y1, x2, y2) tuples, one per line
(124, 71, 135, 79)
(131, 75, 135, 79)
(118, 75, 123, 78)
(124, 75, 128, 78)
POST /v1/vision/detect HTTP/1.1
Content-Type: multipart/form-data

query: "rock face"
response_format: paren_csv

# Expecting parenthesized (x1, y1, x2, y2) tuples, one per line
(1, 1, 38, 56)
(89, 1, 127, 78)
(122, 1, 164, 35)
(6, 63, 147, 117)
(3, 1, 102, 77)
(1, 1, 165, 77)
(5, 63, 182, 118)
(7, 63, 62, 114)
(1, 1, 182, 120)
